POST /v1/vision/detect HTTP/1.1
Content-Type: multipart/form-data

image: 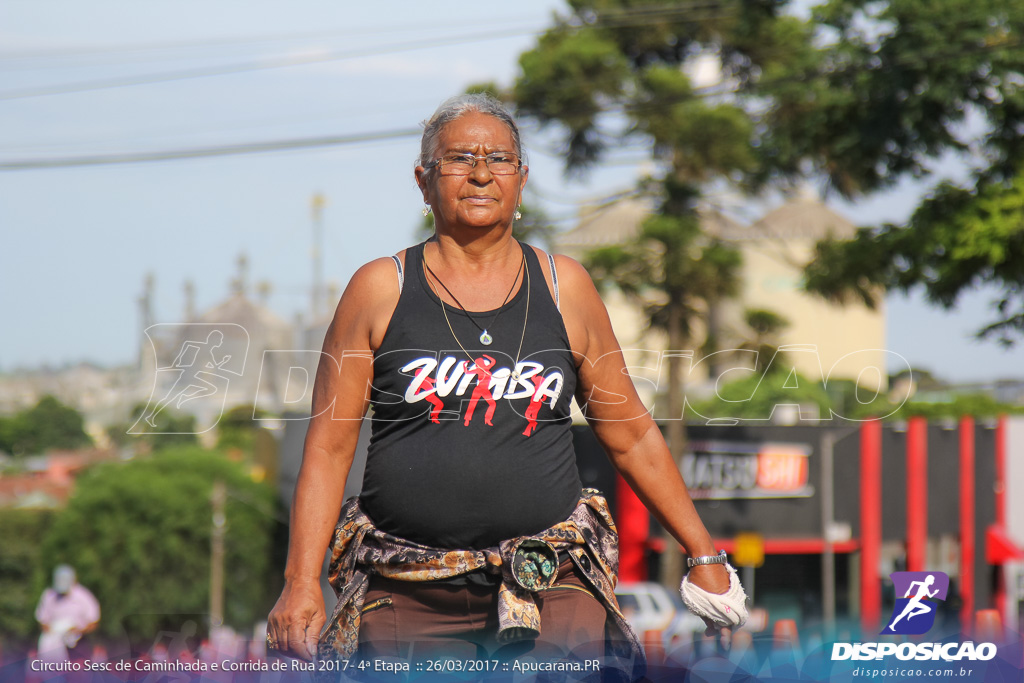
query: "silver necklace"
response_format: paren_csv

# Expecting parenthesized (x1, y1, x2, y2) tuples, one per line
(422, 245, 524, 346)
(425, 245, 530, 382)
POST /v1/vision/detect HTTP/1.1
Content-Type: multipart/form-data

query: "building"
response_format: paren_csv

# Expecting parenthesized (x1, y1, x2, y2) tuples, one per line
(578, 416, 1024, 637)
(554, 192, 887, 405)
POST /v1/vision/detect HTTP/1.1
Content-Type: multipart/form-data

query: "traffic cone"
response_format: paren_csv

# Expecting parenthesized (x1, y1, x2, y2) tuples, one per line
(731, 629, 753, 653)
(772, 619, 800, 652)
(974, 609, 1003, 643)
(643, 630, 665, 666)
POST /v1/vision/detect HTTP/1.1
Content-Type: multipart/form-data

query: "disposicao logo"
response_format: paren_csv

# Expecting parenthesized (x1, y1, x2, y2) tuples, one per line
(881, 571, 949, 636)
(831, 570, 997, 663)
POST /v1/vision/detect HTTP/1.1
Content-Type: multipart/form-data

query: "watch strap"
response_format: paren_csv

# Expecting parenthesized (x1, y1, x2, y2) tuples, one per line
(687, 549, 727, 568)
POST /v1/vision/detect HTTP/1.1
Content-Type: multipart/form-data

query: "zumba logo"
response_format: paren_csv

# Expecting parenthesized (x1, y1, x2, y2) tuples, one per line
(881, 571, 949, 635)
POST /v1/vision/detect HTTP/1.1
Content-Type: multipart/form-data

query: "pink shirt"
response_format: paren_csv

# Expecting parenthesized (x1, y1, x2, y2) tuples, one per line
(35, 584, 100, 631)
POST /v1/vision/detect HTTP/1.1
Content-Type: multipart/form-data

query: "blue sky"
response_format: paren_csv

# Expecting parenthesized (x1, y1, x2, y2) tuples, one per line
(2, 1, 1022, 384)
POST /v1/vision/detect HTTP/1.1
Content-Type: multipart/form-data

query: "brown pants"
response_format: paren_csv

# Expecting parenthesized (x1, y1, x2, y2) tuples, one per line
(357, 558, 607, 664)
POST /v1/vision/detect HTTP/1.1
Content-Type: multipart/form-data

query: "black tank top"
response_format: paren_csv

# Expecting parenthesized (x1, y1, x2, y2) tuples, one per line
(361, 240, 582, 549)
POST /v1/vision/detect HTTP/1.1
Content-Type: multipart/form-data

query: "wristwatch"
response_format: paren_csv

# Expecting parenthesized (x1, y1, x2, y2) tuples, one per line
(686, 549, 727, 568)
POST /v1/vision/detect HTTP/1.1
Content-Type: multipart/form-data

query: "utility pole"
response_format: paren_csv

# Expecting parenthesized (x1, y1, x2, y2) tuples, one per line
(821, 427, 858, 637)
(210, 480, 226, 629)
(821, 430, 836, 634)
(311, 193, 326, 320)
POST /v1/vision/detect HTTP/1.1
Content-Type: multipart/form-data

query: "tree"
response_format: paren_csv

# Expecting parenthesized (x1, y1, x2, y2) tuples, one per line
(509, 0, 1024, 584)
(107, 403, 198, 453)
(0, 509, 56, 645)
(689, 367, 833, 422)
(892, 393, 1024, 420)
(738, 308, 790, 373)
(38, 447, 282, 643)
(512, 0, 818, 587)
(793, 2, 1024, 343)
(216, 404, 269, 453)
(0, 395, 92, 456)
(805, 170, 1024, 344)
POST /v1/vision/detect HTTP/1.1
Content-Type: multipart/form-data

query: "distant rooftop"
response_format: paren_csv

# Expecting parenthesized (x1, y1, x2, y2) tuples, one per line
(555, 191, 855, 250)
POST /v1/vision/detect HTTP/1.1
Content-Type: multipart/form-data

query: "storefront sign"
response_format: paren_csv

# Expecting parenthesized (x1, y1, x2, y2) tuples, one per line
(683, 440, 813, 499)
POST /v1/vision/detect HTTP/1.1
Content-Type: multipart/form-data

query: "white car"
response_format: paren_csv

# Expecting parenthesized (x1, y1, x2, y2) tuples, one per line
(614, 581, 708, 646)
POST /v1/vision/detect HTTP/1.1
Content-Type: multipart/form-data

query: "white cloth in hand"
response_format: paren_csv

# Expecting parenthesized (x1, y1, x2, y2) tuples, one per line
(680, 563, 749, 630)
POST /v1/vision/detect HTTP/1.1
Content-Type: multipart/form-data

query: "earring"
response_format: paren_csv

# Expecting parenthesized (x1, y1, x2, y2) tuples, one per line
(422, 204, 432, 216)
(514, 208, 523, 221)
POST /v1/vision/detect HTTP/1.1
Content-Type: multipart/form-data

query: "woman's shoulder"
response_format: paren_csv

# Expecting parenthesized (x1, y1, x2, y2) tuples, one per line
(524, 246, 598, 297)
(347, 252, 407, 294)
(526, 247, 613, 358)
(328, 252, 408, 350)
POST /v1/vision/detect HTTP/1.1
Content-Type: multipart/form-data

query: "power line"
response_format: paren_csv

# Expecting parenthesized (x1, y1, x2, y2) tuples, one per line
(0, 127, 420, 170)
(2, 25, 1016, 172)
(3, 11, 1019, 168)
(0, 5, 740, 100)
(0, 1, 731, 62)
(0, 15, 553, 63)
(0, 26, 542, 101)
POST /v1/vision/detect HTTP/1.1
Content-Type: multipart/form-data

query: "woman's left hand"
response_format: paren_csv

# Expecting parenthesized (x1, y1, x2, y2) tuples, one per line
(686, 563, 734, 637)
(680, 562, 749, 637)
(686, 563, 730, 595)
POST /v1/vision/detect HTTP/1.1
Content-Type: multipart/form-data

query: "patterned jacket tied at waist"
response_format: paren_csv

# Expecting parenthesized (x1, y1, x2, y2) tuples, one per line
(317, 488, 643, 672)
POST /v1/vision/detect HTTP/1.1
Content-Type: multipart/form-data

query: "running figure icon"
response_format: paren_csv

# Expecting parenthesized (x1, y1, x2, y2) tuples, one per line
(143, 330, 232, 427)
(888, 574, 939, 631)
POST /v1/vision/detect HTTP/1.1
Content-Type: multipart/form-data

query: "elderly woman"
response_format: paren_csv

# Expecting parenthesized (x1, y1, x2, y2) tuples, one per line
(267, 94, 746, 676)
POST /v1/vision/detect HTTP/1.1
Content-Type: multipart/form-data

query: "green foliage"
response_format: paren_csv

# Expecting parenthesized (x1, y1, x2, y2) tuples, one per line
(806, 167, 1024, 343)
(584, 208, 743, 355)
(890, 393, 1024, 420)
(216, 404, 269, 453)
(515, 0, 810, 183)
(889, 367, 947, 392)
(515, 26, 631, 171)
(0, 395, 92, 456)
(745, 308, 789, 337)
(689, 367, 835, 422)
(514, 2, 793, 384)
(793, 2, 1024, 343)
(819, 378, 890, 420)
(108, 403, 198, 452)
(737, 308, 791, 373)
(464, 81, 509, 101)
(38, 447, 281, 641)
(690, 369, 1022, 422)
(0, 509, 55, 644)
(759, 0, 1024, 196)
(636, 65, 757, 182)
(513, 2, 1024, 347)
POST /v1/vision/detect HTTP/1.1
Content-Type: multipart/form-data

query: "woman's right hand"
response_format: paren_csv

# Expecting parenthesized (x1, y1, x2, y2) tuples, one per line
(267, 579, 326, 661)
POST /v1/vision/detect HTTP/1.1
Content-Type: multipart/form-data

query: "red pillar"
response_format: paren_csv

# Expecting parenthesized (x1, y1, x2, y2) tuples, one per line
(616, 474, 649, 582)
(860, 419, 882, 633)
(994, 415, 1008, 623)
(906, 417, 928, 572)
(959, 416, 975, 633)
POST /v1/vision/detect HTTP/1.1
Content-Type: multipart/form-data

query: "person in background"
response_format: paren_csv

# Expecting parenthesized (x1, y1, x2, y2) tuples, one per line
(35, 565, 100, 662)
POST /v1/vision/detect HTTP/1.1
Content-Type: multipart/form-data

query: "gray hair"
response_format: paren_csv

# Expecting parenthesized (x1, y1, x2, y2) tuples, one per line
(419, 93, 524, 169)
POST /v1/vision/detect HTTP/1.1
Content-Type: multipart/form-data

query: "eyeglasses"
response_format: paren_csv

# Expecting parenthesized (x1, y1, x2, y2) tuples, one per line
(425, 152, 522, 176)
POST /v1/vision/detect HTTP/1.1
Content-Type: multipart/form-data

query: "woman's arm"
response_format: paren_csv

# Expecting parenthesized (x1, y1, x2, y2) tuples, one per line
(555, 255, 730, 595)
(267, 257, 400, 660)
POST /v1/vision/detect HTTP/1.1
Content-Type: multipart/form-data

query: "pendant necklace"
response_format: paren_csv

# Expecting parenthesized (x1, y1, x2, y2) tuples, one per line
(424, 243, 530, 381)
(423, 246, 524, 346)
